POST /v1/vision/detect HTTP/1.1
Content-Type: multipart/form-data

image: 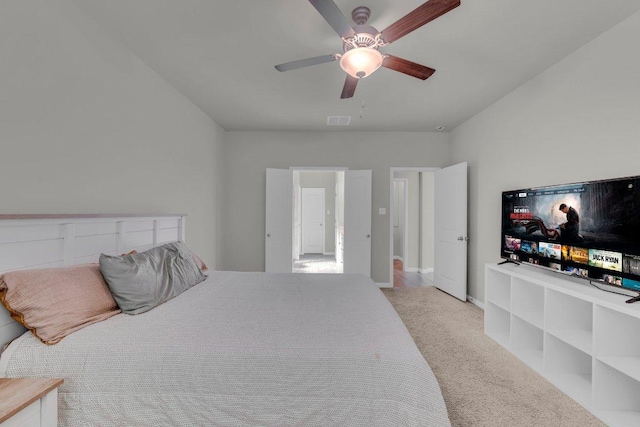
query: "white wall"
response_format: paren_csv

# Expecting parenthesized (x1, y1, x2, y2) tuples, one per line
(450, 10, 640, 302)
(0, 0, 225, 268)
(221, 131, 450, 284)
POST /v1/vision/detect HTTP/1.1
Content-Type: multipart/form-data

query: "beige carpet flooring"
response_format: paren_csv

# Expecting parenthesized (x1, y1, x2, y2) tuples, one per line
(382, 286, 605, 427)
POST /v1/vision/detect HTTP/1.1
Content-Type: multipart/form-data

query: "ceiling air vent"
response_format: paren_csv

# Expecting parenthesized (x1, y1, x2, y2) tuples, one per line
(327, 116, 351, 126)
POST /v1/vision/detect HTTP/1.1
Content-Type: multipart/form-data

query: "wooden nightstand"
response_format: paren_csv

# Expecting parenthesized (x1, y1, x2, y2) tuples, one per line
(0, 378, 63, 427)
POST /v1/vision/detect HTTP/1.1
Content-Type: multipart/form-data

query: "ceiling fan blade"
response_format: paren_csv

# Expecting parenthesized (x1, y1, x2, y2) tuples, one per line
(382, 55, 435, 80)
(275, 54, 338, 72)
(380, 0, 460, 45)
(340, 75, 359, 99)
(308, 0, 356, 39)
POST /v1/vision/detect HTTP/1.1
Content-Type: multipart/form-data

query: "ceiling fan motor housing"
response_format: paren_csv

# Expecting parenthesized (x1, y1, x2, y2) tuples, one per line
(351, 6, 371, 25)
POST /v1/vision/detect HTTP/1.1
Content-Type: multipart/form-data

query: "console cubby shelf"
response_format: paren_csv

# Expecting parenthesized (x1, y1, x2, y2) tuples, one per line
(485, 262, 640, 427)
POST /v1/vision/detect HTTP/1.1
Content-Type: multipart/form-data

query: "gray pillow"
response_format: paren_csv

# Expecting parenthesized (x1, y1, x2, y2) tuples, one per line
(99, 242, 206, 315)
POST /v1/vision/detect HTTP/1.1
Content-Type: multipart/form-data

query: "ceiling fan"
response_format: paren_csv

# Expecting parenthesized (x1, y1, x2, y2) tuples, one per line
(275, 0, 461, 99)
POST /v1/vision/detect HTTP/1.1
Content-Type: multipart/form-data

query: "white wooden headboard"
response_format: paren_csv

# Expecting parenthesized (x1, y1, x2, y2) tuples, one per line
(0, 214, 186, 351)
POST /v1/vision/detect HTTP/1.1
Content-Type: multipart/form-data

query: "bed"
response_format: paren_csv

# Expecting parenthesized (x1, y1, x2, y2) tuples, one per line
(0, 215, 450, 426)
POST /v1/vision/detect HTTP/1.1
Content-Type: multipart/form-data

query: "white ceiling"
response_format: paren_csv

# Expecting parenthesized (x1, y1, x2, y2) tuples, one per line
(72, 0, 640, 132)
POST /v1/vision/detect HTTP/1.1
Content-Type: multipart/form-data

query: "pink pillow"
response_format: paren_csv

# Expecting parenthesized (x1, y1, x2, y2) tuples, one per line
(0, 264, 121, 345)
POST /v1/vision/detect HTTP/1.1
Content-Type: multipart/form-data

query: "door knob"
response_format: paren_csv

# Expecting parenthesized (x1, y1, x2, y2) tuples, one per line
(457, 236, 464, 241)
(267, 233, 271, 237)
(366, 234, 371, 238)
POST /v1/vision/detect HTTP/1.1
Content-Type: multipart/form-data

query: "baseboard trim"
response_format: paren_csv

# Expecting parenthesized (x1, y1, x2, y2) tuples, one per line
(404, 267, 433, 274)
(377, 282, 392, 289)
(467, 295, 485, 310)
(322, 252, 335, 256)
(397, 267, 434, 274)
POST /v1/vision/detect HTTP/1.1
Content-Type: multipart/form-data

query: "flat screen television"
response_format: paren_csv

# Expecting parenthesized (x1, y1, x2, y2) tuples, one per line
(501, 174, 640, 299)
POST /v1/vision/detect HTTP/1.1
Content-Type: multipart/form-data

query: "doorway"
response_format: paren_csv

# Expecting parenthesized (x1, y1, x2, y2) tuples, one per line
(265, 167, 372, 277)
(293, 170, 344, 274)
(390, 168, 437, 288)
(389, 164, 469, 299)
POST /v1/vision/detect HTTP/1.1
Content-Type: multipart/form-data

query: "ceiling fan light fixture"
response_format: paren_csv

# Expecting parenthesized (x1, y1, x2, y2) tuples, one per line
(339, 47, 383, 79)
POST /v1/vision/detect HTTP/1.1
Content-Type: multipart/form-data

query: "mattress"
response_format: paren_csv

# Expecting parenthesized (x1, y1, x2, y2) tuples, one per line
(1, 271, 450, 426)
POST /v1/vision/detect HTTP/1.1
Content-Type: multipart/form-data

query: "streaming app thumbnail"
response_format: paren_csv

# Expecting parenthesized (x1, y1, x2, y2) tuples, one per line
(591, 271, 622, 286)
(623, 254, 640, 276)
(623, 278, 640, 291)
(504, 236, 521, 251)
(562, 246, 589, 264)
(539, 242, 561, 259)
(521, 240, 537, 254)
(564, 266, 588, 277)
(589, 249, 623, 272)
(548, 262, 561, 271)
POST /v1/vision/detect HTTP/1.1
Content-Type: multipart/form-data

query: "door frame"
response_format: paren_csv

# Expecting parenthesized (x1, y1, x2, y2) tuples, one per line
(392, 178, 409, 270)
(389, 167, 439, 286)
(301, 187, 326, 254)
(291, 167, 347, 267)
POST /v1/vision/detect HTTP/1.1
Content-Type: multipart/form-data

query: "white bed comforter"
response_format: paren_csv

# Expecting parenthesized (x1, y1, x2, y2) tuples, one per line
(1, 272, 450, 427)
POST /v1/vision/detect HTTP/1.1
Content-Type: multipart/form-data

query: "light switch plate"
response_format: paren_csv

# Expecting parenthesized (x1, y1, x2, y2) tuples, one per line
(379, 208, 387, 215)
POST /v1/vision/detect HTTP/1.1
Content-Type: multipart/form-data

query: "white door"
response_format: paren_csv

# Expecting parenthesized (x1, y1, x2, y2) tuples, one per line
(302, 188, 325, 254)
(344, 170, 372, 276)
(265, 168, 293, 272)
(434, 162, 468, 300)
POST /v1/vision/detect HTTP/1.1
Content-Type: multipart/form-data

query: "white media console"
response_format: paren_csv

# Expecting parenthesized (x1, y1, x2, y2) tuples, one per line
(485, 262, 640, 427)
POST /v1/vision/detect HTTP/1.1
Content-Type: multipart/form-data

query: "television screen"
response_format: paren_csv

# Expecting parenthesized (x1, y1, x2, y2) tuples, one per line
(501, 175, 640, 293)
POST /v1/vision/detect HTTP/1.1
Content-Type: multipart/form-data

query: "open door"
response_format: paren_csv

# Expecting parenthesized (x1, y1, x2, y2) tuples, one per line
(344, 170, 372, 276)
(265, 168, 293, 272)
(434, 163, 468, 300)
